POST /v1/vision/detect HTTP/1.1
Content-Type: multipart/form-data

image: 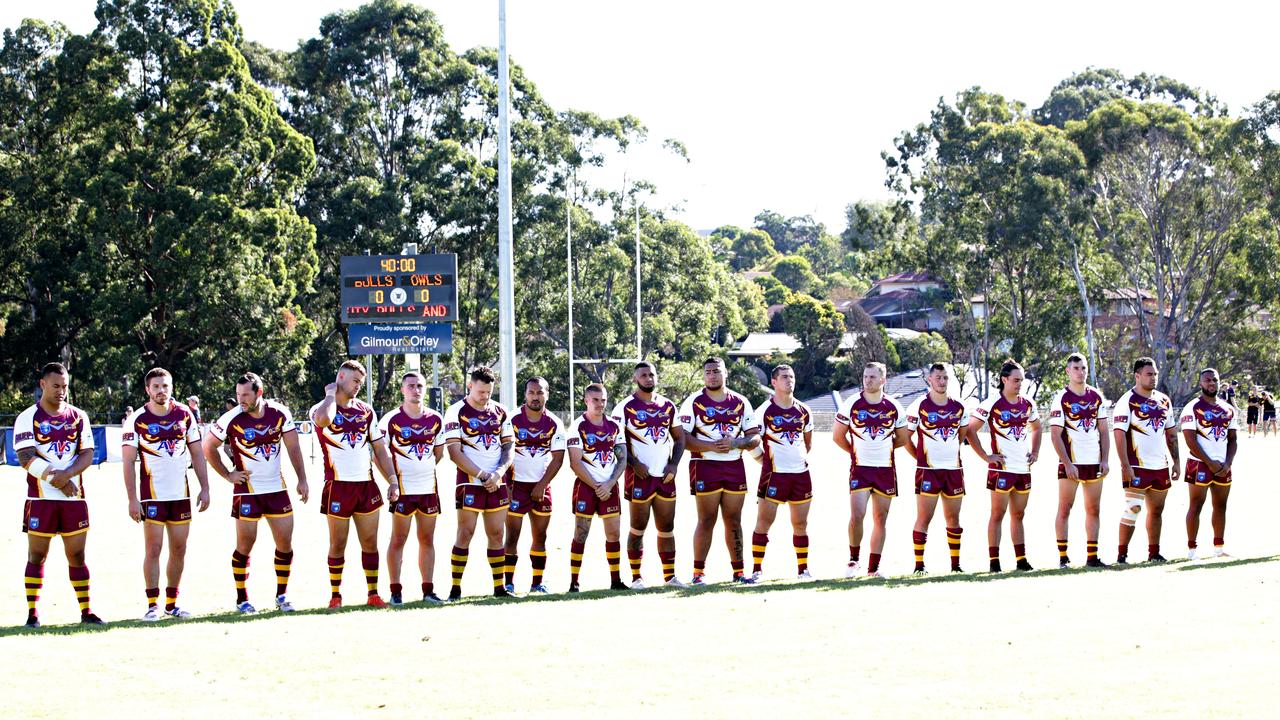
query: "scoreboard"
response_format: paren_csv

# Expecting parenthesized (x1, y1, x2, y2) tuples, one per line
(340, 254, 458, 323)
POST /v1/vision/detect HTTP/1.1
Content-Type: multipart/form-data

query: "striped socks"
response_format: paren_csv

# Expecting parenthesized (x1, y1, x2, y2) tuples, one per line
(361, 551, 379, 597)
(232, 551, 250, 603)
(793, 535, 809, 574)
(69, 565, 91, 615)
(751, 532, 769, 574)
(530, 547, 547, 588)
(570, 541, 585, 587)
(274, 550, 293, 597)
(24, 562, 42, 619)
(946, 527, 962, 571)
(450, 546, 468, 594)
(327, 555, 343, 600)
(912, 531, 926, 571)
(486, 548, 504, 592)
(606, 541, 622, 583)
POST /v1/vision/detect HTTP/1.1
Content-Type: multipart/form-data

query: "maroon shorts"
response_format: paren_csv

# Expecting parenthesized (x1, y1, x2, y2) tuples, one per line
(757, 469, 813, 504)
(849, 465, 897, 497)
(1128, 467, 1171, 492)
(390, 493, 441, 517)
(455, 474, 511, 512)
(232, 491, 293, 520)
(142, 499, 192, 525)
(689, 459, 748, 495)
(1185, 460, 1231, 486)
(626, 466, 677, 503)
(1058, 463, 1102, 482)
(508, 482, 553, 516)
(915, 468, 965, 497)
(573, 481, 622, 517)
(22, 499, 89, 537)
(322, 479, 384, 518)
(987, 470, 1031, 494)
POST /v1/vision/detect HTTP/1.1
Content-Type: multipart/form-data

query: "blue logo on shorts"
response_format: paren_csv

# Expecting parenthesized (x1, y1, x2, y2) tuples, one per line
(576, 500, 588, 512)
(330, 501, 341, 513)
(464, 494, 475, 506)
(29, 518, 39, 530)
(695, 481, 705, 491)
(1198, 471, 1206, 481)
(922, 481, 932, 491)
(240, 503, 252, 515)
(633, 488, 643, 498)
(396, 502, 404, 512)
(998, 478, 1008, 488)
(767, 486, 778, 497)
(511, 500, 521, 510)
(850, 479, 860, 489)
(146, 505, 158, 518)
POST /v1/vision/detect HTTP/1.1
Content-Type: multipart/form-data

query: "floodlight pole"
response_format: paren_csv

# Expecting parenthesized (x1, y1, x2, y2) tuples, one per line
(496, 0, 517, 409)
(566, 184, 575, 417)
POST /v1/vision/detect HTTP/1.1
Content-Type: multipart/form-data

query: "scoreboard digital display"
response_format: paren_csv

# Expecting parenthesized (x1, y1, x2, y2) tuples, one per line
(340, 254, 458, 323)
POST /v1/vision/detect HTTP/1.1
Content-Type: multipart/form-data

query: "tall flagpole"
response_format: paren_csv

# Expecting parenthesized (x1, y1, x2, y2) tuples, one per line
(496, 0, 516, 408)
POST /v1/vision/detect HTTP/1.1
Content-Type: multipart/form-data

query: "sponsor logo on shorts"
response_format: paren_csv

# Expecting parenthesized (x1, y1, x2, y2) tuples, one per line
(29, 518, 39, 530)
(850, 480, 859, 488)
(240, 503, 252, 515)
(767, 486, 778, 497)
(396, 502, 404, 512)
(511, 500, 521, 510)
(146, 505, 159, 518)
(695, 480, 705, 491)
(330, 501, 341, 513)
(464, 493, 475, 506)
(922, 481, 932, 491)
(78, 519, 88, 528)
(633, 488, 643, 498)
(576, 500, 588, 512)
(1197, 471, 1206, 481)
(998, 478, 1008, 488)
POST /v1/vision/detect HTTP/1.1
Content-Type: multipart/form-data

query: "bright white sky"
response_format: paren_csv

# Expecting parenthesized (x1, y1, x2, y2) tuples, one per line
(4, 1, 1278, 233)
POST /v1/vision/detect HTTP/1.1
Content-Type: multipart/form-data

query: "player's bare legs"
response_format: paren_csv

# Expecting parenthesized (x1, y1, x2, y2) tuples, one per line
(527, 512, 550, 590)
(1054, 478, 1078, 567)
(720, 491, 747, 579)
(628, 500, 652, 585)
(1117, 487, 1145, 563)
(866, 493, 892, 576)
(1209, 484, 1231, 556)
(1145, 490, 1167, 561)
(483, 508, 508, 596)
(988, 491, 1008, 571)
(692, 492, 721, 582)
(1081, 481, 1103, 565)
(653, 498, 678, 585)
(1009, 491, 1031, 569)
(387, 513, 413, 594)
(142, 523, 166, 609)
(846, 490, 870, 575)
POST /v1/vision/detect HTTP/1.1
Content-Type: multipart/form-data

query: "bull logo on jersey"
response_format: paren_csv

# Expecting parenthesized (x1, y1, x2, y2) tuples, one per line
(919, 406, 962, 442)
(1064, 399, 1100, 434)
(1132, 399, 1168, 434)
(515, 424, 555, 456)
(1196, 406, 1231, 442)
(627, 403, 673, 444)
(34, 419, 78, 459)
(394, 421, 438, 460)
(991, 404, 1031, 442)
(851, 407, 896, 441)
(461, 412, 503, 450)
(696, 401, 744, 437)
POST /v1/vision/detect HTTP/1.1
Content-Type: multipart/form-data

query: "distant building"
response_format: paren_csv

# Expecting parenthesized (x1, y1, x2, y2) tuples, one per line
(857, 272, 945, 331)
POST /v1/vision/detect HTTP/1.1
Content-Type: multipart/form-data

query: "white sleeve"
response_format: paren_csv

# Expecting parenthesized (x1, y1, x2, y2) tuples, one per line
(749, 401, 768, 433)
(740, 395, 756, 433)
(367, 408, 384, 442)
(78, 409, 96, 450)
(1028, 400, 1041, 423)
(834, 394, 854, 425)
(1227, 407, 1241, 431)
(442, 403, 461, 443)
(121, 409, 141, 448)
(802, 404, 814, 433)
(892, 398, 908, 428)
(499, 405, 514, 442)
(11, 408, 35, 450)
(279, 404, 297, 433)
(959, 403, 972, 426)
(565, 418, 582, 449)
(972, 396, 996, 421)
(612, 419, 626, 447)
(1047, 391, 1065, 427)
(184, 410, 202, 443)
(610, 399, 627, 423)
(677, 394, 697, 433)
(1111, 394, 1131, 432)
(1179, 401, 1198, 432)
(209, 408, 237, 441)
(1097, 391, 1111, 419)
(904, 398, 922, 432)
(551, 416, 567, 452)
(377, 412, 392, 440)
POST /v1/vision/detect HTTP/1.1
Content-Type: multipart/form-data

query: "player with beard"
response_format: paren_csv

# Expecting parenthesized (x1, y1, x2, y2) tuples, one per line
(613, 362, 686, 589)
(1112, 357, 1180, 564)
(1180, 369, 1239, 559)
(968, 359, 1042, 572)
(1048, 353, 1111, 568)
(503, 377, 566, 594)
(747, 365, 814, 581)
(679, 357, 761, 584)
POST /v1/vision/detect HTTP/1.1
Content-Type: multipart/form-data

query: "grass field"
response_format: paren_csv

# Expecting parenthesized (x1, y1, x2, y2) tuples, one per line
(2, 433, 1277, 717)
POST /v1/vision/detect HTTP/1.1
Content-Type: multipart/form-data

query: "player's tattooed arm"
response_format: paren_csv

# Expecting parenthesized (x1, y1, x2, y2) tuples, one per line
(494, 440, 514, 479)
(607, 445, 628, 489)
(448, 442, 489, 482)
(49, 448, 94, 496)
(1165, 427, 1180, 480)
(733, 428, 761, 452)
(663, 427, 685, 481)
(16, 447, 35, 470)
(282, 430, 310, 502)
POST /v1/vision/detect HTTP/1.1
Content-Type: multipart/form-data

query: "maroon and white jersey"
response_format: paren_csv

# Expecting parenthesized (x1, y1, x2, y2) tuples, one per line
(612, 393, 679, 476)
(679, 389, 754, 461)
(310, 399, 382, 483)
(1048, 386, 1110, 465)
(13, 403, 94, 501)
(210, 401, 296, 495)
(1112, 389, 1174, 470)
(836, 392, 907, 467)
(443, 399, 515, 483)
(378, 406, 445, 494)
(122, 402, 202, 501)
(566, 415, 625, 485)
(752, 398, 813, 473)
(510, 407, 566, 483)
(1179, 398, 1238, 464)
(973, 395, 1040, 473)
(905, 395, 969, 470)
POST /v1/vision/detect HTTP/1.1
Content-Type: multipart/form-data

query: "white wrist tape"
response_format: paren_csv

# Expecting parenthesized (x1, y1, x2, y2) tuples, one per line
(26, 458, 51, 479)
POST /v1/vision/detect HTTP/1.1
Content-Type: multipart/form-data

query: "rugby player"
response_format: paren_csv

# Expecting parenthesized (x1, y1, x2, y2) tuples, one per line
(205, 372, 310, 613)
(679, 357, 761, 584)
(14, 363, 102, 627)
(1048, 353, 1110, 568)
(747, 365, 814, 582)
(122, 368, 210, 620)
(311, 360, 398, 608)
(904, 363, 972, 575)
(504, 377, 566, 594)
(380, 371, 447, 605)
(1180, 369, 1238, 559)
(834, 362, 908, 578)
(968, 359, 1041, 572)
(1112, 357, 1179, 563)
(566, 384, 628, 592)
(443, 366, 516, 600)
(612, 361, 686, 589)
